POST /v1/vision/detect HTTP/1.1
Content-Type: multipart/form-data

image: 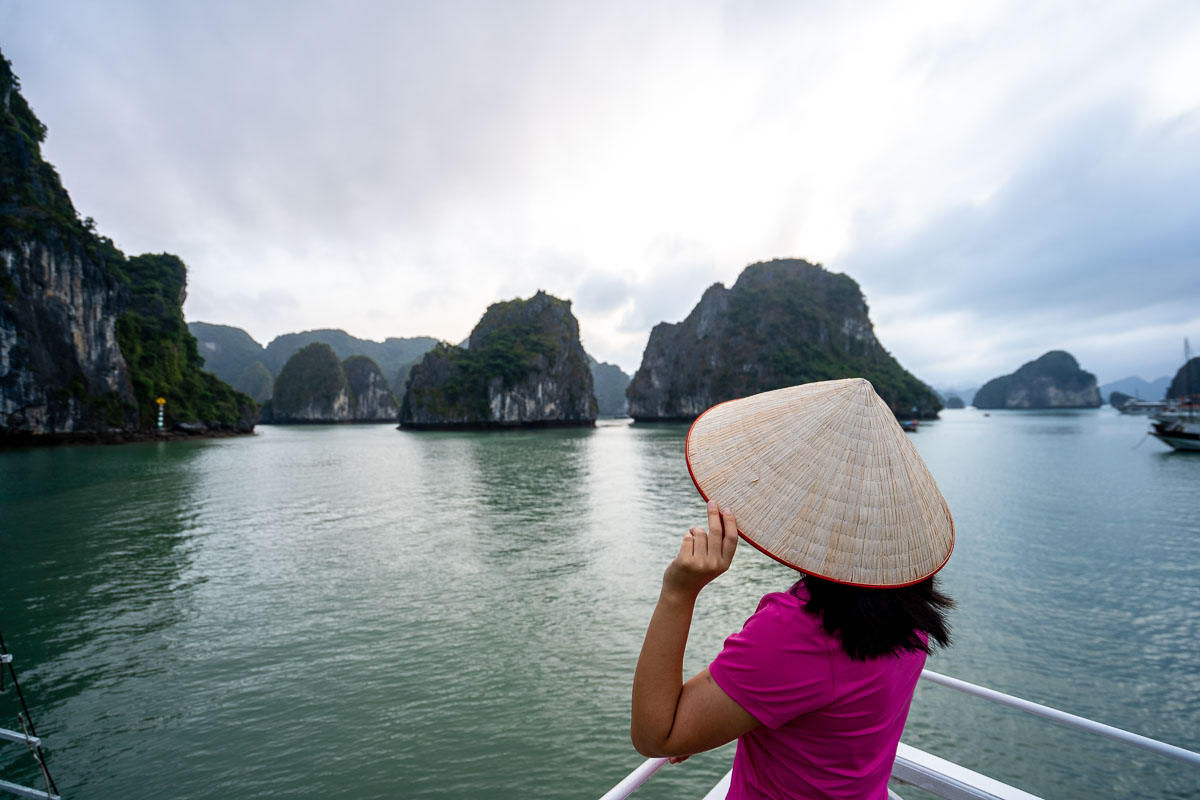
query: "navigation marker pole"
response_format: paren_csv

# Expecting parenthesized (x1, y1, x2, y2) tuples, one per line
(156, 396, 166, 430)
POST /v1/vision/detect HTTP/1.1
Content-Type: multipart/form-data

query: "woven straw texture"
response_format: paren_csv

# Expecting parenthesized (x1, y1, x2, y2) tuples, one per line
(686, 378, 953, 587)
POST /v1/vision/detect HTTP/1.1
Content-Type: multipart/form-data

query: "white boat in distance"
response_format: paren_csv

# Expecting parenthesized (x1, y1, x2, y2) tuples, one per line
(1116, 398, 1169, 415)
(1149, 407, 1200, 451)
(1148, 339, 1199, 451)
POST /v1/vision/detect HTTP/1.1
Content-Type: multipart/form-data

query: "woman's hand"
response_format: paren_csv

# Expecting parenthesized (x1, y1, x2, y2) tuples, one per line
(662, 501, 739, 600)
(631, 500, 756, 758)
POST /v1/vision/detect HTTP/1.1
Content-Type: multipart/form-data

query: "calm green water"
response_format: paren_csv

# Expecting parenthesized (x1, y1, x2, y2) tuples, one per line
(1, 411, 1198, 799)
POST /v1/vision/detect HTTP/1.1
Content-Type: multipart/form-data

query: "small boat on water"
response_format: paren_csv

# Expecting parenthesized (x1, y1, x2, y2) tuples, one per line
(1117, 398, 1169, 415)
(1149, 340, 1200, 451)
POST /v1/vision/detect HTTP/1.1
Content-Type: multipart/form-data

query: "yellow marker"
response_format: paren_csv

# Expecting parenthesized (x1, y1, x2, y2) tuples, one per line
(156, 397, 166, 405)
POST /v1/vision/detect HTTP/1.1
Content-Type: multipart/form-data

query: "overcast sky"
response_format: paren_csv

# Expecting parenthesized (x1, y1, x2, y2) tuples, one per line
(4, 0, 1199, 387)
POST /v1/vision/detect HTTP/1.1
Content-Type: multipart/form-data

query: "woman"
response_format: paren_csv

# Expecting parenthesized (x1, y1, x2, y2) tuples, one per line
(631, 379, 955, 799)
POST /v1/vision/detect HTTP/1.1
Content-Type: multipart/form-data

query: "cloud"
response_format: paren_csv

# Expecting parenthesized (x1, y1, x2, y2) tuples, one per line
(4, 0, 1199, 383)
(842, 102, 1200, 385)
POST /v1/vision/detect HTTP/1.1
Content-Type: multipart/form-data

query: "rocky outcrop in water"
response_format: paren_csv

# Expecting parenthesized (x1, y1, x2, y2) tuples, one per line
(626, 259, 941, 420)
(1166, 357, 1200, 401)
(1, 51, 254, 442)
(401, 290, 596, 428)
(263, 329, 437, 393)
(270, 343, 397, 423)
(973, 351, 1100, 409)
(343, 355, 399, 421)
(589, 355, 630, 417)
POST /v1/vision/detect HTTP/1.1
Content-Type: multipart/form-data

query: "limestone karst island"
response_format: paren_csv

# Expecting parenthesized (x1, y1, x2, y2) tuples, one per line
(0, 42, 1176, 444)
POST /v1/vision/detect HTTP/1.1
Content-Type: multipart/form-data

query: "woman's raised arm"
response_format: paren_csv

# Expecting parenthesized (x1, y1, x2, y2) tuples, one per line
(630, 502, 759, 758)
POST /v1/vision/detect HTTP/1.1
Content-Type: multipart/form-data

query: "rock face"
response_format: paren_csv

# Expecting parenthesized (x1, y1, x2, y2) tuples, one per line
(270, 343, 397, 423)
(973, 351, 1101, 409)
(1, 52, 254, 441)
(944, 395, 966, 409)
(1, 240, 135, 434)
(626, 259, 941, 420)
(262, 329, 437, 393)
(343, 355, 399, 421)
(1166, 357, 1200, 401)
(589, 356, 630, 417)
(233, 360, 273, 402)
(187, 322, 440, 402)
(401, 290, 596, 428)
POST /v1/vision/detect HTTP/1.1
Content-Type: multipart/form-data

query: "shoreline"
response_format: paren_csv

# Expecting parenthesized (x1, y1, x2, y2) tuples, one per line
(0, 427, 257, 450)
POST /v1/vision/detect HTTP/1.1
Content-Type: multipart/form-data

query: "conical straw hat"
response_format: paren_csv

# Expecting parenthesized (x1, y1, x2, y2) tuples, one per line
(686, 378, 953, 587)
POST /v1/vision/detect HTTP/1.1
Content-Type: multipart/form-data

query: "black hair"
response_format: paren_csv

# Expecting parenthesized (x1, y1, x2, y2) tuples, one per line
(797, 574, 953, 661)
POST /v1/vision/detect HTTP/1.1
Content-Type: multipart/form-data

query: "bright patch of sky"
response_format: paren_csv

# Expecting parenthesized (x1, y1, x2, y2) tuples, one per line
(3, 0, 1198, 386)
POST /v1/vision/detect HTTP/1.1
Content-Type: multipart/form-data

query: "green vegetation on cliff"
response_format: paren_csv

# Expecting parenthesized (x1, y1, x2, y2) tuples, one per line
(402, 291, 596, 426)
(272, 342, 350, 418)
(0, 55, 82, 248)
(115, 254, 256, 428)
(725, 263, 935, 411)
(2, 50, 255, 435)
(263, 329, 436, 383)
(234, 360, 274, 402)
(627, 260, 940, 419)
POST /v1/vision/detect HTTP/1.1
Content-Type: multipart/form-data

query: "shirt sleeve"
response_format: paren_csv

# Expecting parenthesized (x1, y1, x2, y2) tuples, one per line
(708, 591, 834, 729)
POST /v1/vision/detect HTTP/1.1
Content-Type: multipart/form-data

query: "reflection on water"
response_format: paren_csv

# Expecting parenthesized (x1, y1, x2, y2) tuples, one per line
(1, 411, 1198, 799)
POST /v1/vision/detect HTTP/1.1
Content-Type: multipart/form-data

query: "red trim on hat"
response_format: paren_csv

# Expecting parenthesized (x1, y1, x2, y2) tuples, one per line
(684, 398, 954, 589)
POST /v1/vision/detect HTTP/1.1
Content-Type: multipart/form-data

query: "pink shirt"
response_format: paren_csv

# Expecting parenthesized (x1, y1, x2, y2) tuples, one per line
(708, 585, 926, 799)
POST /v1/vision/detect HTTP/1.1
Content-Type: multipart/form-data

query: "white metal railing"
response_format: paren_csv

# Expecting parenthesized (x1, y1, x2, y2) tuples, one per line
(601, 669, 1200, 800)
(917, 670, 1200, 767)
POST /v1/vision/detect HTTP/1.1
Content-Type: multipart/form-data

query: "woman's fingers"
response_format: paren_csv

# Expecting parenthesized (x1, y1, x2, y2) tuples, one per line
(688, 525, 708, 559)
(676, 528, 695, 560)
(706, 500, 723, 539)
(719, 507, 739, 563)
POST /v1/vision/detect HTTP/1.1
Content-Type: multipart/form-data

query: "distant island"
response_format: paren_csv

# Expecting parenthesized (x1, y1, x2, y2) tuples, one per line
(626, 259, 942, 421)
(265, 344, 398, 423)
(0, 50, 255, 444)
(973, 351, 1101, 409)
(400, 291, 596, 428)
(189, 322, 632, 419)
(188, 322, 438, 402)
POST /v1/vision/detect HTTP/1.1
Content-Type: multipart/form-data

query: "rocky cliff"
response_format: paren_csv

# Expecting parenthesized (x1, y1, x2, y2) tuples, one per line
(343, 355, 399, 421)
(400, 290, 596, 428)
(589, 355, 630, 417)
(270, 343, 397, 422)
(188, 321, 273, 401)
(626, 259, 941, 420)
(262, 328, 437, 392)
(1166, 357, 1200, 401)
(1, 52, 254, 441)
(973, 351, 1101, 409)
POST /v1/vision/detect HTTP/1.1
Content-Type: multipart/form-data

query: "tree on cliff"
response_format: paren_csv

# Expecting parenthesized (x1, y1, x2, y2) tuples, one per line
(116, 254, 257, 428)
